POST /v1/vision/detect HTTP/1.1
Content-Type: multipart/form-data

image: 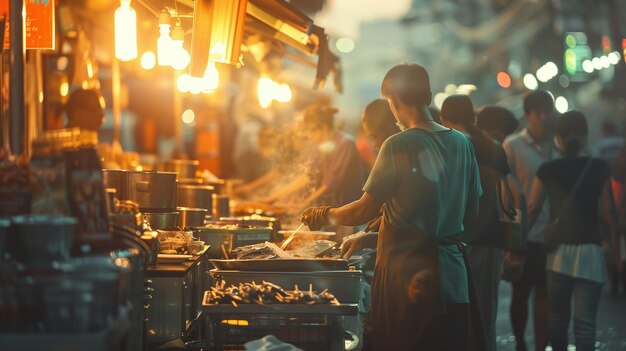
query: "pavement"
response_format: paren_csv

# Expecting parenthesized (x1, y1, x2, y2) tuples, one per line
(495, 282, 626, 350)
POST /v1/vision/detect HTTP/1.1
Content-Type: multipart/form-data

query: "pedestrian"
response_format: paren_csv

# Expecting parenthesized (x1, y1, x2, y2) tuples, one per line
(593, 120, 624, 171)
(527, 110, 619, 351)
(440, 95, 510, 351)
(476, 105, 519, 144)
(503, 90, 556, 351)
(65, 89, 105, 132)
(356, 99, 400, 171)
(259, 104, 365, 210)
(301, 63, 483, 350)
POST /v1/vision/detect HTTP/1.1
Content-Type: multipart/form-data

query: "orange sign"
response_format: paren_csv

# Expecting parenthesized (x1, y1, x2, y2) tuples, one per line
(0, 0, 55, 50)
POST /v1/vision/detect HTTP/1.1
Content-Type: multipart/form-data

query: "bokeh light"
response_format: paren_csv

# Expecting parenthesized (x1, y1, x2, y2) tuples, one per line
(592, 57, 602, 70)
(582, 60, 594, 73)
(336, 37, 356, 54)
(564, 49, 577, 75)
(141, 51, 156, 70)
(182, 109, 195, 124)
(555, 96, 569, 113)
(523, 73, 538, 90)
(496, 71, 511, 88)
(59, 82, 69, 97)
(600, 55, 610, 69)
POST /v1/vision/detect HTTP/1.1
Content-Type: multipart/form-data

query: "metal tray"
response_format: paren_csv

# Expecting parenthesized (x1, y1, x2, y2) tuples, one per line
(202, 295, 358, 316)
(210, 258, 349, 271)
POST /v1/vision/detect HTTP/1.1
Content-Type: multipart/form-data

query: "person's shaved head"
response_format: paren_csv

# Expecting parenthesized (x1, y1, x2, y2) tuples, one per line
(381, 63, 432, 107)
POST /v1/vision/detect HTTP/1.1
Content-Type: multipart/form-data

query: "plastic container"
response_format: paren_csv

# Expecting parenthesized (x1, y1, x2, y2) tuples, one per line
(10, 215, 77, 262)
(42, 280, 94, 333)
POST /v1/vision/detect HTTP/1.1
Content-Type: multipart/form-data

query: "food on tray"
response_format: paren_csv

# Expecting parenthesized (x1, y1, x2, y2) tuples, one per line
(157, 229, 199, 255)
(206, 281, 340, 307)
(288, 240, 338, 258)
(205, 223, 242, 230)
(233, 242, 278, 260)
(232, 240, 341, 260)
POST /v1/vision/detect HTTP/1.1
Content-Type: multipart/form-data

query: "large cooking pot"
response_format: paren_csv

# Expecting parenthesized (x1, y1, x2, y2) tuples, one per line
(127, 171, 177, 212)
(177, 184, 214, 211)
(144, 211, 179, 230)
(178, 178, 205, 185)
(103, 169, 129, 200)
(177, 207, 208, 228)
(156, 159, 199, 179)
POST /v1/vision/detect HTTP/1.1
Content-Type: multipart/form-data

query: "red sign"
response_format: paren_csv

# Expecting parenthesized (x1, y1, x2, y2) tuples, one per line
(0, 0, 55, 50)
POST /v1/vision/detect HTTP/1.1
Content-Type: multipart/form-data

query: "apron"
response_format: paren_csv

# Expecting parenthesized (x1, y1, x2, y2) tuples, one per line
(370, 212, 487, 350)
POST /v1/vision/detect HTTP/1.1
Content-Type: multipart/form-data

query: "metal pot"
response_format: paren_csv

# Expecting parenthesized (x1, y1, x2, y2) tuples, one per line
(103, 169, 129, 200)
(127, 171, 177, 212)
(156, 159, 199, 179)
(204, 180, 225, 195)
(105, 188, 117, 214)
(144, 212, 179, 230)
(177, 207, 208, 228)
(177, 184, 215, 211)
(10, 215, 77, 262)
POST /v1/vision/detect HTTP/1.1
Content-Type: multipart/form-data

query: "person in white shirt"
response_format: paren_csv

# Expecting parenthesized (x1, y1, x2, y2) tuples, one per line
(502, 90, 555, 351)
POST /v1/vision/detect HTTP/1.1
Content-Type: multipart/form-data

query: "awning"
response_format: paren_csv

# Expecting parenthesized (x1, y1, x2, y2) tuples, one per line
(175, 0, 340, 91)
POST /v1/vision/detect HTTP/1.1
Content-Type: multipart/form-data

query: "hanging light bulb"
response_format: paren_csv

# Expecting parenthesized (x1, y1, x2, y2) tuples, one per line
(170, 21, 190, 70)
(157, 9, 173, 66)
(202, 62, 219, 93)
(114, 0, 138, 61)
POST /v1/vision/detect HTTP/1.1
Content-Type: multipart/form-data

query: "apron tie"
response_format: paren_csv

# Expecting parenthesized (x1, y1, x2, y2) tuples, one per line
(438, 236, 489, 351)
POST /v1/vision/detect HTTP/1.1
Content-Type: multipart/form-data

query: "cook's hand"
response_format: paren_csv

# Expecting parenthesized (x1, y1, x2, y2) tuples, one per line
(341, 233, 378, 258)
(300, 206, 331, 231)
(365, 216, 382, 232)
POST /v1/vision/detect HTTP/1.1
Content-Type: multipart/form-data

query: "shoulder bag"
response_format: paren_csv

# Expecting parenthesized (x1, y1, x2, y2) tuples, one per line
(497, 176, 526, 252)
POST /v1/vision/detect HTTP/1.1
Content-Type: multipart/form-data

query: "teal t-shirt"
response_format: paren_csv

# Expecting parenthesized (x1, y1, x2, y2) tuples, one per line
(363, 128, 482, 303)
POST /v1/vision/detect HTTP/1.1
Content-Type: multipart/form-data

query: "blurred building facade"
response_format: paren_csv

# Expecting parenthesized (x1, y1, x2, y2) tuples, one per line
(333, 0, 626, 142)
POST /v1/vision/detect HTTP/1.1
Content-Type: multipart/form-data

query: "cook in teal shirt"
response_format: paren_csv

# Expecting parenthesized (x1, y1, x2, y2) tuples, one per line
(363, 127, 483, 303)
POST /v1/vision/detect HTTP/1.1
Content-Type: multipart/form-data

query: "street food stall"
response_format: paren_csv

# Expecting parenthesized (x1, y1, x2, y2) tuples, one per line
(0, 1, 366, 350)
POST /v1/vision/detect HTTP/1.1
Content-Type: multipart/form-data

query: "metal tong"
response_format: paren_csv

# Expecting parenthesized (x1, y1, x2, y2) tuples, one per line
(280, 223, 304, 250)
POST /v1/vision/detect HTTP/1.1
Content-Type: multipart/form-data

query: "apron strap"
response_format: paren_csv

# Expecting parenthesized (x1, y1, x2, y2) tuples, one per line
(439, 238, 489, 351)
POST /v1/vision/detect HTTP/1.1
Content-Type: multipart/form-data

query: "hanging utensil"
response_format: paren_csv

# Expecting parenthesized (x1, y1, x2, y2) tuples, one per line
(280, 223, 304, 250)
